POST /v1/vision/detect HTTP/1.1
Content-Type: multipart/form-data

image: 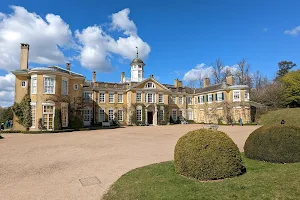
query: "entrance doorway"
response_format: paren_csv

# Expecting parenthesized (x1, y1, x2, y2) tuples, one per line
(147, 111, 153, 125)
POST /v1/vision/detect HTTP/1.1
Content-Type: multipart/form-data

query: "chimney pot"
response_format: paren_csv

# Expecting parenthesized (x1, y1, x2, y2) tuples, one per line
(121, 72, 125, 83)
(92, 71, 96, 83)
(66, 63, 71, 71)
(20, 43, 29, 70)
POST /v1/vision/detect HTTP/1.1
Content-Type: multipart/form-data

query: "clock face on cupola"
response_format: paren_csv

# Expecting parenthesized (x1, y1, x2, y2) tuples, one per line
(130, 47, 145, 82)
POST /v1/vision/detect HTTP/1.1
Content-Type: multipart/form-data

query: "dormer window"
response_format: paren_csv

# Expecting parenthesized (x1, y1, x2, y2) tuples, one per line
(138, 65, 142, 68)
(145, 82, 155, 88)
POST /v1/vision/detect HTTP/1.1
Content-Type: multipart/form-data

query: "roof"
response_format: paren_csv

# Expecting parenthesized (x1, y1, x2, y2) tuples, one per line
(130, 58, 145, 66)
(12, 66, 85, 77)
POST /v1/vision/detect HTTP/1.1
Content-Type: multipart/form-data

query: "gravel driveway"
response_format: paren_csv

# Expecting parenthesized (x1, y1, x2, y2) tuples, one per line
(0, 124, 258, 200)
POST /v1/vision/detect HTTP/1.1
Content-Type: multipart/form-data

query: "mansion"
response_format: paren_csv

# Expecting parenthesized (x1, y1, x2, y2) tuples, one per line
(12, 44, 251, 130)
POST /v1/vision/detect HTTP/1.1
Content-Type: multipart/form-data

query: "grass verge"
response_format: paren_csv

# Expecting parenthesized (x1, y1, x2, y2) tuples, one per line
(103, 155, 300, 200)
(258, 108, 300, 126)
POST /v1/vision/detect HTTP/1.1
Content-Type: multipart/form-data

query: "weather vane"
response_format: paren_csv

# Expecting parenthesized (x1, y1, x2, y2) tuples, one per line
(136, 46, 139, 58)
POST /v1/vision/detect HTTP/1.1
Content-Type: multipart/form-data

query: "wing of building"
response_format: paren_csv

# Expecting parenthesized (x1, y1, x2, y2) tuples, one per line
(12, 44, 252, 131)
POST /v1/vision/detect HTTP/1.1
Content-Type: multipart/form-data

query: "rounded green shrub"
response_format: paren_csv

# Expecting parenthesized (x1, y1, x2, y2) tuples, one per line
(244, 125, 300, 163)
(174, 129, 246, 181)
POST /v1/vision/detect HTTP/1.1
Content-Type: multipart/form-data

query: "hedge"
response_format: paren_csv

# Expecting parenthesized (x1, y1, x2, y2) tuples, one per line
(244, 125, 300, 163)
(174, 129, 246, 180)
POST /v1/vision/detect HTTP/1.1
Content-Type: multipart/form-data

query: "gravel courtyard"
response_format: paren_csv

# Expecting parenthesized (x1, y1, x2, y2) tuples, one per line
(0, 124, 258, 200)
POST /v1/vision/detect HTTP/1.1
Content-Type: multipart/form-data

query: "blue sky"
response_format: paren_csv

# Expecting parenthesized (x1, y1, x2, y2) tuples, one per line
(0, 0, 300, 106)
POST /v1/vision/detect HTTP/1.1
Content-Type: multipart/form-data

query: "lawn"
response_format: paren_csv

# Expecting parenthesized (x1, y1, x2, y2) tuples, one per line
(258, 108, 300, 126)
(103, 155, 300, 200)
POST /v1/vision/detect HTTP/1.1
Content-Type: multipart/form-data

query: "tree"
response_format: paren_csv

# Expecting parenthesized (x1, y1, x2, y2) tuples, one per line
(252, 70, 269, 90)
(211, 58, 224, 84)
(281, 70, 300, 107)
(276, 61, 296, 79)
(235, 59, 252, 87)
(0, 106, 13, 123)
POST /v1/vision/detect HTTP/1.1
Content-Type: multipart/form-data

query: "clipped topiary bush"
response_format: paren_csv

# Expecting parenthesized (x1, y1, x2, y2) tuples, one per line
(244, 125, 300, 163)
(174, 129, 245, 181)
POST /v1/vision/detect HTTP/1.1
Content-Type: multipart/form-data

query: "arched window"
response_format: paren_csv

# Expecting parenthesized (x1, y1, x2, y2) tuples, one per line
(145, 82, 156, 88)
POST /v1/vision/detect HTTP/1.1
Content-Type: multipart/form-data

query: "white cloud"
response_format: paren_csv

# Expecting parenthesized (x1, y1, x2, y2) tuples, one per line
(284, 26, 300, 36)
(183, 63, 214, 82)
(0, 6, 74, 72)
(111, 8, 137, 35)
(0, 73, 15, 107)
(183, 63, 238, 82)
(76, 8, 150, 71)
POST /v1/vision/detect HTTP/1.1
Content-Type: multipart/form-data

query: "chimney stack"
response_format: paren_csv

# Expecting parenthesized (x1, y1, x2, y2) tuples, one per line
(92, 71, 96, 83)
(66, 63, 71, 71)
(203, 77, 210, 87)
(20, 43, 29, 70)
(120, 72, 125, 83)
(174, 79, 179, 88)
(226, 75, 234, 85)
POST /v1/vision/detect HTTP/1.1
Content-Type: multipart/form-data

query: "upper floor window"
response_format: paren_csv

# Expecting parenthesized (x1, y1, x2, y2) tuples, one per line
(118, 93, 123, 103)
(199, 95, 204, 104)
(186, 97, 193, 105)
(44, 76, 55, 94)
(145, 82, 155, 89)
(99, 92, 105, 103)
(74, 84, 79, 91)
(62, 77, 68, 96)
(179, 96, 183, 104)
(159, 94, 164, 103)
(145, 93, 155, 103)
(83, 92, 92, 102)
(172, 96, 176, 104)
(31, 76, 37, 94)
(217, 92, 224, 102)
(109, 93, 114, 103)
(244, 90, 250, 101)
(21, 81, 27, 88)
(208, 94, 213, 103)
(233, 90, 241, 102)
(136, 92, 141, 102)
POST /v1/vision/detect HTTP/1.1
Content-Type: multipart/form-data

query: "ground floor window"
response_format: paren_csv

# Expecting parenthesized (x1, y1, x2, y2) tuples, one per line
(117, 110, 123, 121)
(108, 109, 114, 121)
(61, 103, 68, 127)
(179, 110, 183, 120)
(136, 109, 142, 121)
(99, 109, 105, 122)
(172, 109, 177, 120)
(159, 109, 164, 121)
(43, 105, 54, 130)
(83, 108, 92, 122)
(31, 104, 36, 128)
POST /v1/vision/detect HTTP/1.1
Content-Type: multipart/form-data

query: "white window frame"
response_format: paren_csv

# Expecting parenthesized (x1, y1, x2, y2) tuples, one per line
(61, 102, 68, 128)
(233, 90, 241, 102)
(136, 92, 142, 102)
(118, 93, 123, 103)
(62, 77, 69, 96)
(108, 108, 114, 121)
(187, 96, 193, 105)
(43, 75, 56, 94)
(42, 103, 55, 130)
(83, 91, 93, 102)
(159, 107, 164, 121)
(244, 90, 250, 101)
(83, 108, 92, 122)
(208, 93, 213, 103)
(172, 109, 177, 120)
(30, 102, 36, 128)
(179, 96, 183, 105)
(217, 92, 223, 102)
(199, 95, 204, 104)
(159, 93, 164, 103)
(146, 93, 155, 103)
(109, 93, 114, 103)
(136, 107, 142, 121)
(99, 92, 105, 103)
(21, 80, 27, 88)
(187, 110, 193, 120)
(179, 110, 183, 120)
(117, 110, 123, 121)
(31, 75, 37, 94)
(172, 96, 176, 104)
(99, 108, 105, 122)
(144, 82, 156, 89)
(74, 84, 79, 91)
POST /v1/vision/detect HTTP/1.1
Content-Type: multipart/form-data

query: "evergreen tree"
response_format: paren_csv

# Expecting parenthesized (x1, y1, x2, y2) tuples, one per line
(276, 61, 296, 79)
